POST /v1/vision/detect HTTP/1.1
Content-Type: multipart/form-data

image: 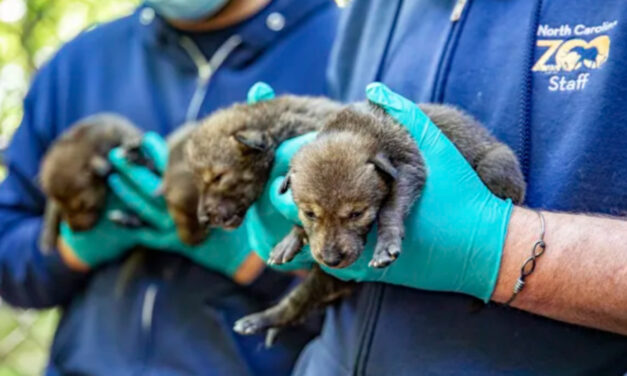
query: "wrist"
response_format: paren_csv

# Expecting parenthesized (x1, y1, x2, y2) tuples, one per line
(57, 237, 91, 272)
(233, 252, 266, 285)
(491, 206, 539, 303)
(454, 196, 513, 301)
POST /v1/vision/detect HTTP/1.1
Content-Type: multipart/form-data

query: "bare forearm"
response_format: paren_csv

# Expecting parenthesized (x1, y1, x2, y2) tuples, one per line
(492, 206, 627, 335)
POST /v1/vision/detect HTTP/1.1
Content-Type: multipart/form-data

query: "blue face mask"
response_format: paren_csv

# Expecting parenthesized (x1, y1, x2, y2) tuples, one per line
(145, 0, 230, 21)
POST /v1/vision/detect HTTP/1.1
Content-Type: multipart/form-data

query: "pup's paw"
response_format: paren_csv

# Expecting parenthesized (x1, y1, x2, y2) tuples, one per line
(233, 312, 277, 335)
(369, 234, 402, 268)
(268, 231, 304, 265)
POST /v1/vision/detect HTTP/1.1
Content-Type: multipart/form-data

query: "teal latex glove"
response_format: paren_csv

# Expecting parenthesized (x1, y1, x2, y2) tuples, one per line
(244, 83, 314, 271)
(64, 132, 250, 276)
(245, 133, 318, 272)
(60, 192, 181, 267)
(245, 82, 513, 302)
(247, 81, 277, 104)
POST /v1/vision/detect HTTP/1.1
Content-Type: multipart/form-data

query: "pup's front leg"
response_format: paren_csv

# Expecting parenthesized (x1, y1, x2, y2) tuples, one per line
(371, 226, 404, 268)
(234, 265, 353, 340)
(268, 225, 307, 265)
(370, 163, 425, 268)
(39, 201, 62, 253)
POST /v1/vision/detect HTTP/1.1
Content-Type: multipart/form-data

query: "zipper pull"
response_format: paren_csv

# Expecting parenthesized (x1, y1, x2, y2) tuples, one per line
(333, 0, 352, 7)
(198, 63, 212, 85)
(450, 0, 468, 22)
(179, 35, 242, 122)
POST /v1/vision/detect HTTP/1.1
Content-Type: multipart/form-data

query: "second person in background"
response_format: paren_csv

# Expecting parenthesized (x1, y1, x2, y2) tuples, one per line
(0, 0, 338, 374)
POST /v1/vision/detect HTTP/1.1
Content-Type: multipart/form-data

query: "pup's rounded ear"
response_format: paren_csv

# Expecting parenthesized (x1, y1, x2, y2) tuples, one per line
(233, 129, 273, 152)
(279, 172, 292, 194)
(89, 155, 112, 178)
(183, 139, 197, 166)
(369, 152, 398, 180)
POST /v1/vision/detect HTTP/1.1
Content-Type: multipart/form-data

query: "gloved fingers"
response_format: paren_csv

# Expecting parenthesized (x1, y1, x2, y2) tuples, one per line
(268, 133, 316, 225)
(108, 173, 173, 230)
(247, 82, 276, 104)
(269, 177, 301, 224)
(135, 228, 186, 251)
(271, 132, 318, 176)
(141, 132, 169, 174)
(59, 221, 79, 240)
(109, 147, 163, 198)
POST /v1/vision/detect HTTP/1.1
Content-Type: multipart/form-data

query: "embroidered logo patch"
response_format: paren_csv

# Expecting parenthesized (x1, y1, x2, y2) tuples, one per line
(532, 20, 617, 92)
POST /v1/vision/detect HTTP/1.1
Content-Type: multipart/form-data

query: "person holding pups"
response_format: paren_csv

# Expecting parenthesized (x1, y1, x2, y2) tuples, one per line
(243, 78, 627, 375)
(279, 1, 626, 375)
(0, 0, 338, 374)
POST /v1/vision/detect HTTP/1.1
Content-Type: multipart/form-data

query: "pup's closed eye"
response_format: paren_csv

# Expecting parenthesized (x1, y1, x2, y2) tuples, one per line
(212, 173, 224, 184)
(348, 210, 363, 220)
(338, 204, 368, 221)
(303, 210, 317, 221)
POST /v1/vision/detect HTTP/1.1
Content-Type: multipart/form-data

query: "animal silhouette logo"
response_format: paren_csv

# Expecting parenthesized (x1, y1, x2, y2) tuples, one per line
(533, 35, 610, 72)
(556, 36, 610, 71)
(571, 46, 599, 64)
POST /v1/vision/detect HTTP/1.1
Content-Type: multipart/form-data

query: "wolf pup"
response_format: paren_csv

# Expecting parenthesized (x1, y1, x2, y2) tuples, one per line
(271, 103, 526, 269)
(185, 96, 342, 231)
(163, 124, 207, 245)
(233, 101, 526, 339)
(39, 113, 142, 252)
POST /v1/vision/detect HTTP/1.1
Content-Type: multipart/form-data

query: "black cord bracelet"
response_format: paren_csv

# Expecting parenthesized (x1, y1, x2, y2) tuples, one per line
(505, 210, 546, 306)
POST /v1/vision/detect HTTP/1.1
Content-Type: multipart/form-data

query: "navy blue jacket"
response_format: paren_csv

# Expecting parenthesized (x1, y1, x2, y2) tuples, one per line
(295, 1, 627, 375)
(0, 1, 337, 374)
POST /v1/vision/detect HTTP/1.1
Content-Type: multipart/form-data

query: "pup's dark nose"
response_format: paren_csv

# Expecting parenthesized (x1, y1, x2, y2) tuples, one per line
(320, 251, 343, 267)
(69, 221, 92, 232)
(66, 212, 98, 231)
(215, 205, 233, 223)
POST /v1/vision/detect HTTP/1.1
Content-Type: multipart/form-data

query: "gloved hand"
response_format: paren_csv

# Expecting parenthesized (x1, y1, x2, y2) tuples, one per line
(245, 83, 315, 272)
(62, 132, 251, 278)
(59, 192, 180, 267)
(246, 82, 513, 302)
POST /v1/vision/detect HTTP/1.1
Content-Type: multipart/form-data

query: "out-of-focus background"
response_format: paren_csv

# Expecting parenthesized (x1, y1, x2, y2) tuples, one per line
(0, 1, 139, 374)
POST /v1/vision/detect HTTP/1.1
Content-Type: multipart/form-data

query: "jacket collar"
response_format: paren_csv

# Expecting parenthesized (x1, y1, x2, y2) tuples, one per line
(135, 0, 330, 69)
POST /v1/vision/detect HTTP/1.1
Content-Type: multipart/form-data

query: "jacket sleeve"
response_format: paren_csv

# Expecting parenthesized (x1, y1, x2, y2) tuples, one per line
(0, 62, 89, 309)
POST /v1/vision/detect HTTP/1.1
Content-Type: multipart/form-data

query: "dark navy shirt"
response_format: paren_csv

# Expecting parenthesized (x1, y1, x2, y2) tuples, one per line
(0, 1, 337, 374)
(295, 1, 627, 375)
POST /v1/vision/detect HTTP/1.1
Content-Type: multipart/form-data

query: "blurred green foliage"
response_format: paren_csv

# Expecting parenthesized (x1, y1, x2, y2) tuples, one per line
(0, 0, 140, 177)
(0, 306, 60, 376)
(0, 1, 140, 374)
